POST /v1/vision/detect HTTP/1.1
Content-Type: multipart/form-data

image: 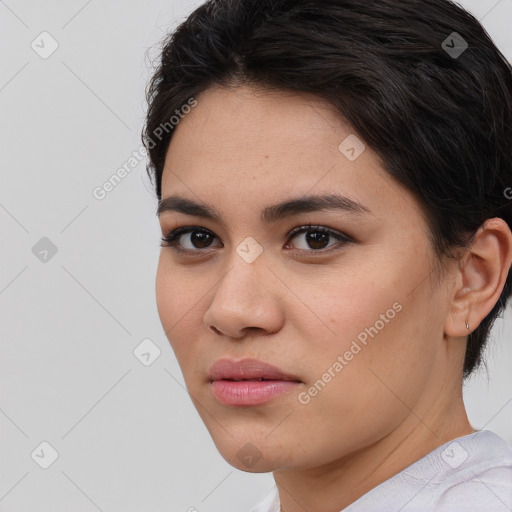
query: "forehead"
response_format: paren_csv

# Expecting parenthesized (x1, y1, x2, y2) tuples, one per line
(164, 85, 368, 182)
(168, 84, 351, 157)
(160, 85, 421, 229)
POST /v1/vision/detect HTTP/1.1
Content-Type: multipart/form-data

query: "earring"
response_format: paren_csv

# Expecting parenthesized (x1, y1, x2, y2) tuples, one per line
(465, 320, 470, 330)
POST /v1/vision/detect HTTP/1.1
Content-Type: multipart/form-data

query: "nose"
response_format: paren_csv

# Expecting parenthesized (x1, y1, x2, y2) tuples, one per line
(203, 255, 285, 340)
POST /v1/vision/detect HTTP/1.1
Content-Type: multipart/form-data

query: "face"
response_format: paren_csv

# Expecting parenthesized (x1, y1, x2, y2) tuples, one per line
(156, 84, 457, 473)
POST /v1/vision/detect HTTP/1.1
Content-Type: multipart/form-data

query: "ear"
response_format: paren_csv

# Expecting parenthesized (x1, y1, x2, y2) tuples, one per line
(445, 218, 512, 337)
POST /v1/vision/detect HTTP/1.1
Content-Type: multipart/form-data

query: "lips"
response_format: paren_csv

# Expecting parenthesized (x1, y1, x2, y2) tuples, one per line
(208, 358, 302, 406)
(208, 358, 302, 383)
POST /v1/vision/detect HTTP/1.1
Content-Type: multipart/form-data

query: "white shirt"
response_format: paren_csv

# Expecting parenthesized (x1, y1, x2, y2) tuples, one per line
(250, 430, 512, 511)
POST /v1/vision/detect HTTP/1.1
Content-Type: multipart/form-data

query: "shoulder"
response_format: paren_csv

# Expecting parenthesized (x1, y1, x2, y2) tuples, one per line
(431, 430, 512, 511)
(344, 430, 512, 512)
(435, 467, 512, 511)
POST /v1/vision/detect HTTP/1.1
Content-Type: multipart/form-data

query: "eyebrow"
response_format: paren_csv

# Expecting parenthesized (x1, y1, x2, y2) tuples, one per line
(157, 193, 371, 224)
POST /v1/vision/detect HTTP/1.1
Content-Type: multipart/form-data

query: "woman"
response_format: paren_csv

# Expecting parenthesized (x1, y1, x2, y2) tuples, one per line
(142, 0, 512, 510)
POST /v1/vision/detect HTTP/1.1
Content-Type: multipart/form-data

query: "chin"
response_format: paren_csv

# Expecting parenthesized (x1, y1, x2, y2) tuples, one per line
(221, 448, 284, 473)
(209, 431, 296, 473)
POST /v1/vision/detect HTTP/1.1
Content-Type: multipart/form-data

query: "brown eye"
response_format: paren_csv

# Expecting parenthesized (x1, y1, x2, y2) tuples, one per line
(287, 225, 351, 253)
(161, 227, 220, 251)
(160, 224, 351, 255)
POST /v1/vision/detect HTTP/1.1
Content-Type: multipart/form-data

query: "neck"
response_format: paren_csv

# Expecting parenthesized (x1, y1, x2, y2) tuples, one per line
(275, 397, 473, 512)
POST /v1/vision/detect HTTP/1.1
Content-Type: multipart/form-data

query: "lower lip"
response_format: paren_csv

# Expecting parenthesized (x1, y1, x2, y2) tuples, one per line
(211, 379, 300, 406)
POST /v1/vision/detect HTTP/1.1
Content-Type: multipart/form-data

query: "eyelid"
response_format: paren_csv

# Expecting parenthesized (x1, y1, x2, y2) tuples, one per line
(160, 224, 352, 255)
(160, 226, 220, 254)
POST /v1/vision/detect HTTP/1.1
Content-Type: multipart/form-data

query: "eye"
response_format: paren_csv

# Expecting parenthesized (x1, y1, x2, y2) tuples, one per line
(160, 227, 221, 252)
(286, 224, 351, 253)
(160, 224, 351, 255)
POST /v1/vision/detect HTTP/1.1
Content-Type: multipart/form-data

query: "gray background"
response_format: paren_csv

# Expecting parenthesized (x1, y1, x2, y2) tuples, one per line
(1, 1, 511, 511)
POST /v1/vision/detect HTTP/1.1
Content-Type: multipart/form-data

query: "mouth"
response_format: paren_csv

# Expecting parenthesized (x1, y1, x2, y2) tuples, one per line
(208, 357, 302, 383)
(210, 379, 301, 406)
(208, 358, 302, 406)
(213, 377, 300, 383)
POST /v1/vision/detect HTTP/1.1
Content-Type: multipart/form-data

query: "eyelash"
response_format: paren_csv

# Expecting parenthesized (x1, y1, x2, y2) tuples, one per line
(160, 224, 352, 256)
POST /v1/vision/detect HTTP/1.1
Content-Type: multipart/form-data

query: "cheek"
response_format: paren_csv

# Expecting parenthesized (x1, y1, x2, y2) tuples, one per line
(312, 241, 434, 366)
(155, 256, 195, 320)
(300, 268, 433, 404)
(155, 257, 173, 327)
(310, 288, 436, 418)
(309, 275, 399, 353)
(155, 256, 214, 381)
(155, 257, 194, 351)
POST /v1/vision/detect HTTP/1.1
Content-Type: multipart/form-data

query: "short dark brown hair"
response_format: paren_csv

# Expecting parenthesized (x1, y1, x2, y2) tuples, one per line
(142, 0, 512, 378)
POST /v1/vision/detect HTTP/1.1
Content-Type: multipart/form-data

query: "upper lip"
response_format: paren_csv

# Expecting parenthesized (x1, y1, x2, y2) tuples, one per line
(208, 358, 302, 382)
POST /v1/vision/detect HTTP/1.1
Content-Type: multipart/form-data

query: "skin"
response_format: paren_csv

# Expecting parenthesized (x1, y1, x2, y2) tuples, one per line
(155, 84, 512, 512)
